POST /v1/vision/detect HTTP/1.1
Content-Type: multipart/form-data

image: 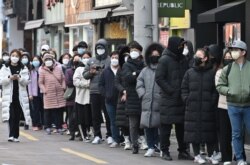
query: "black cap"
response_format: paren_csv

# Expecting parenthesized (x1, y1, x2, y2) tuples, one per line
(78, 41, 88, 48)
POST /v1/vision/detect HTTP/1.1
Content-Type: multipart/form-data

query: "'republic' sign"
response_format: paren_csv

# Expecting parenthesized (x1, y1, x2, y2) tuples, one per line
(158, 0, 192, 17)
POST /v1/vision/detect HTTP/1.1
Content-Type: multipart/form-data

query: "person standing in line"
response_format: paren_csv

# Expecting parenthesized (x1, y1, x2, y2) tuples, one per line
(0, 49, 31, 142)
(181, 47, 219, 165)
(215, 49, 233, 165)
(155, 36, 193, 161)
(136, 43, 164, 157)
(216, 40, 250, 165)
(39, 53, 66, 135)
(28, 56, 44, 131)
(122, 41, 147, 154)
(1, 51, 10, 68)
(83, 38, 112, 145)
(77, 41, 88, 56)
(115, 46, 131, 150)
(99, 51, 121, 148)
(73, 52, 92, 142)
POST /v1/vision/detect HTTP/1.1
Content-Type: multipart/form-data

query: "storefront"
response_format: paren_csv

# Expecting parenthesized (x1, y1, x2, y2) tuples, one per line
(65, 0, 93, 54)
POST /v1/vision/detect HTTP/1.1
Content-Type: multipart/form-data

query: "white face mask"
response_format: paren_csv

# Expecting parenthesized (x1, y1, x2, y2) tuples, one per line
(11, 56, 19, 64)
(45, 60, 53, 67)
(62, 59, 69, 65)
(96, 49, 105, 55)
(182, 47, 189, 56)
(130, 51, 140, 59)
(111, 59, 119, 66)
(21, 58, 29, 65)
(231, 51, 241, 60)
(3, 56, 10, 62)
(82, 58, 89, 65)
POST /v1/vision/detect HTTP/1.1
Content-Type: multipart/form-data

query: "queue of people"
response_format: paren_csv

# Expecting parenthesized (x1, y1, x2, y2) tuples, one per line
(0, 37, 249, 165)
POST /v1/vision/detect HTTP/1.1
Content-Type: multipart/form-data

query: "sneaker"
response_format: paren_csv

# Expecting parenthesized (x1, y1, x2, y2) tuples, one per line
(132, 145, 139, 154)
(56, 129, 64, 135)
(212, 151, 222, 162)
(8, 137, 14, 142)
(24, 124, 29, 130)
(194, 154, 206, 164)
(223, 162, 231, 165)
(237, 160, 247, 165)
(139, 136, 148, 150)
(84, 137, 91, 143)
(207, 154, 219, 164)
(32, 127, 39, 131)
(66, 130, 70, 135)
(13, 138, 20, 142)
(110, 142, 119, 148)
(124, 136, 131, 150)
(178, 151, 194, 160)
(46, 128, 51, 135)
(107, 136, 114, 145)
(144, 148, 155, 157)
(162, 152, 173, 161)
(92, 136, 101, 144)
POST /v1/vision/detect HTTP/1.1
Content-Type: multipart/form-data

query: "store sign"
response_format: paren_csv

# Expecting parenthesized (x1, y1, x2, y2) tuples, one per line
(158, 0, 192, 17)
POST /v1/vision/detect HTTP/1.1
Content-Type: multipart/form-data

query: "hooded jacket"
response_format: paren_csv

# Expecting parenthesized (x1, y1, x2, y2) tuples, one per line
(185, 40, 194, 68)
(155, 36, 189, 124)
(181, 63, 218, 143)
(136, 43, 164, 128)
(83, 39, 110, 94)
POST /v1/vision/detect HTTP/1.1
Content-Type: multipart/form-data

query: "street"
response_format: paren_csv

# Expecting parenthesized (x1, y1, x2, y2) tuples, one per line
(0, 122, 195, 165)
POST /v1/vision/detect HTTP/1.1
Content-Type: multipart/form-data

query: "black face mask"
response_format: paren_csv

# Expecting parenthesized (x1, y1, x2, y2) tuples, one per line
(194, 56, 203, 66)
(150, 56, 160, 64)
(223, 59, 234, 66)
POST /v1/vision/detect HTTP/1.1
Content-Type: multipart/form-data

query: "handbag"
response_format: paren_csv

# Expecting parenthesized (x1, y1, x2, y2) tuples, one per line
(64, 87, 75, 101)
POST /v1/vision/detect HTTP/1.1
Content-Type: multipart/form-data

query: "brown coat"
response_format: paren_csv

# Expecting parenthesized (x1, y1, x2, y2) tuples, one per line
(39, 63, 66, 109)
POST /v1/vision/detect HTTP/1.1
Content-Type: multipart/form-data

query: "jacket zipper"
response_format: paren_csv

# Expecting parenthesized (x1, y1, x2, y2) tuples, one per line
(149, 70, 155, 128)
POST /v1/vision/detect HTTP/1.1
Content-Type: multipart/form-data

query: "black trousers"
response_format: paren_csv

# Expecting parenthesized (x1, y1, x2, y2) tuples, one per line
(160, 123, 187, 153)
(9, 101, 22, 138)
(44, 108, 64, 129)
(68, 105, 77, 134)
(90, 94, 111, 138)
(218, 108, 232, 162)
(31, 96, 44, 127)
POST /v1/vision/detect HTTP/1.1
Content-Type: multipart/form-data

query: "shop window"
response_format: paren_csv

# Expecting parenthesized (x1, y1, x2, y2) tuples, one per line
(223, 23, 241, 47)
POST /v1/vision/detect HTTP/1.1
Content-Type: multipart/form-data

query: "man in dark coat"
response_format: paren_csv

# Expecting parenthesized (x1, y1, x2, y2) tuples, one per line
(155, 36, 193, 161)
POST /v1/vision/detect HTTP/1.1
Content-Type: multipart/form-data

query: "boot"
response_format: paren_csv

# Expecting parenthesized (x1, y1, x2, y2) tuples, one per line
(139, 136, 148, 150)
(132, 144, 139, 154)
(124, 136, 131, 150)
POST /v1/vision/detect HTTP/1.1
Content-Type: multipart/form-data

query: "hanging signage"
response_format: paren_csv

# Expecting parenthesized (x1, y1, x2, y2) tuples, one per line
(158, 0, 192, 17)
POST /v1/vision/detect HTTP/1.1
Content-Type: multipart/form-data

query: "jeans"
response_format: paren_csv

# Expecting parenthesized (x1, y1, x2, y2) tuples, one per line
(30, 96, 44, 127)
(145, 128, 159, 149)
(105, 103, 120, 143)
(228, 105, 250, 161)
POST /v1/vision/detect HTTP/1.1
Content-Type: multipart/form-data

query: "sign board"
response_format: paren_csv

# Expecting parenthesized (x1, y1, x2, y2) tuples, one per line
(158, 0, 192, 17)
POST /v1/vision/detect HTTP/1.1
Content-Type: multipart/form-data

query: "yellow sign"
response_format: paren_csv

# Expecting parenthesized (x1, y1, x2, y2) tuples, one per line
(170, 10, 190, 29)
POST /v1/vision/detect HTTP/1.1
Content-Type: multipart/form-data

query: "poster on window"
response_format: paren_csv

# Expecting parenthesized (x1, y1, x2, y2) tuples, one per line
(223, 23, 241, 47)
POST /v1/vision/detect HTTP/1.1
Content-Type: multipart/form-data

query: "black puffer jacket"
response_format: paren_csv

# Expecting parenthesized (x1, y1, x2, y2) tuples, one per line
(181, 64, 218, 143)
(122, 57, 144, 116)
(115, 69, 129, 127)
(155, 44, 189, 124)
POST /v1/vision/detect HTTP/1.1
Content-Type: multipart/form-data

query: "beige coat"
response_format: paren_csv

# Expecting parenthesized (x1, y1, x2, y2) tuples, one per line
(73, 67, 90, 105)
(215, 69, 227, 110)
(39, 64, 66, 109)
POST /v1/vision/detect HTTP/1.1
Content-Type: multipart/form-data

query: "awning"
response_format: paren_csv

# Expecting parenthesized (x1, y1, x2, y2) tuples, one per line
(78, 9, 111, 21)
(24, 19, 44, 30)
(111, 6, 133, 17)
(198, 1, 245, 23)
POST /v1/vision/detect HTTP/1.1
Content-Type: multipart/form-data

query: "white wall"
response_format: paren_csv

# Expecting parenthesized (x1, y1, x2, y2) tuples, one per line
(8, 17, 24, 51)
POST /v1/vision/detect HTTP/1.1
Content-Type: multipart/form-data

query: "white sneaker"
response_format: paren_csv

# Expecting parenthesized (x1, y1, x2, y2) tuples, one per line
(194, 154, 206, 164)
(207, 155, 219, 165)
(8, 137, 14, 142)
(13, 138, 20, 142)
(107, 136, 114, 145)
(110, 142, 119, 148)
(144, 148, 155, 157)
(237, 160, 248, 165)
(223, 161, 232, 165)
(124, 136, 131, 150)
(212, 151, 222, 162)
(92, 136, 101, 144)
(139, 136, 148, 150)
